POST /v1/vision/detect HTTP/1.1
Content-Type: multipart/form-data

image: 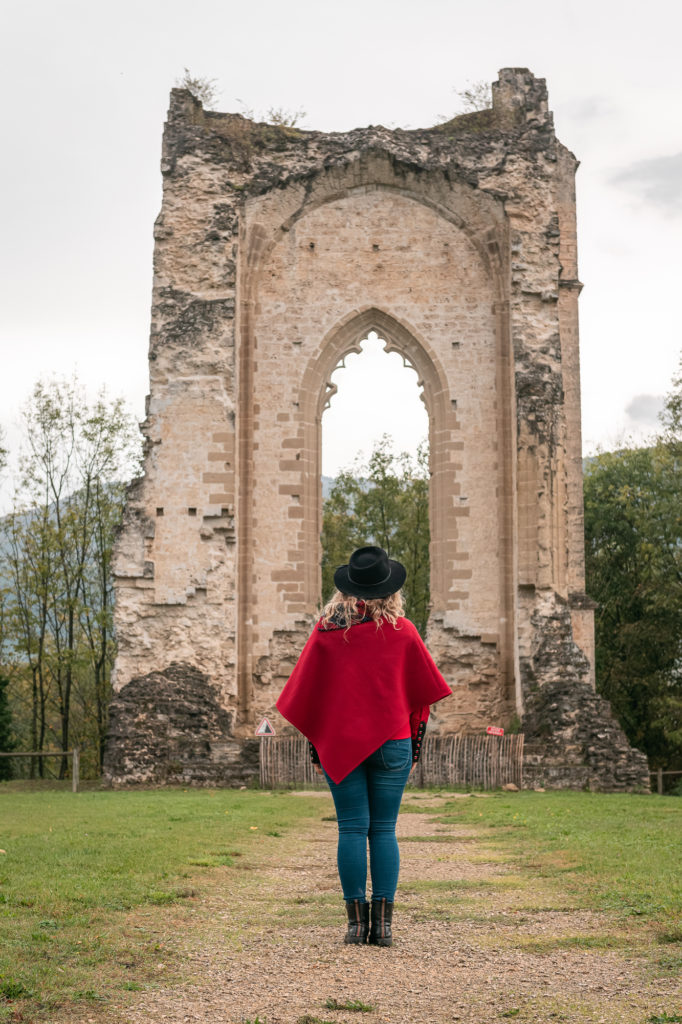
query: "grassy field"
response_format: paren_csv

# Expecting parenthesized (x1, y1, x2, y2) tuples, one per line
(0, 784, 326, 1021)
(425, 789, 682, 926)
(0, 784, 680, 1022)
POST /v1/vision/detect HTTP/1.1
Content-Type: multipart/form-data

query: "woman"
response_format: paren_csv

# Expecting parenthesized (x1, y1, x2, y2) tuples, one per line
(276, 545, 451, 947)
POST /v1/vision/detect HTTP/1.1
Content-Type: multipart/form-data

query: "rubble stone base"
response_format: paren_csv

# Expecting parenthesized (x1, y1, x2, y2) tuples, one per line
(102, 662, 259, 788)
(521, 679, 651, 792)
(519, 590, 650, 792)
(102, 657, 650, 792)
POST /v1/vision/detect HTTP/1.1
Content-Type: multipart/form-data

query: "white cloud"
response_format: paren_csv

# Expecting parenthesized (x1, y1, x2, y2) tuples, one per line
(624, 393, 665, 426)
(611, 152, 682, 214)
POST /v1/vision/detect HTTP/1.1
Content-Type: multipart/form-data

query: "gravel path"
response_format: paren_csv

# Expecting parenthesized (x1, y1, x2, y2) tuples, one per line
(103, 793, 681, 1024)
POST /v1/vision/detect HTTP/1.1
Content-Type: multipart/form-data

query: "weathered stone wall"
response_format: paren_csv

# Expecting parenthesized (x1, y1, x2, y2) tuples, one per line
(103, 663, 259, 787)
(107, 68, 649, 791)
(518, 591, 650, 791)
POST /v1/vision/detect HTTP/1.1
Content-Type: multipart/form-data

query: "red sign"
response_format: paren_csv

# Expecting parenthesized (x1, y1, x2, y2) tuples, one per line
(486, 726, 504, 736)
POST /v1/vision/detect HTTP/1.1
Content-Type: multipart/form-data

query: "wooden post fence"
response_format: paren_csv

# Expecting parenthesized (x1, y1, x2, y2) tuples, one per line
(0, 749, 81, 792)
(651, 768, 682, 795)
(259, 734, 524, 790)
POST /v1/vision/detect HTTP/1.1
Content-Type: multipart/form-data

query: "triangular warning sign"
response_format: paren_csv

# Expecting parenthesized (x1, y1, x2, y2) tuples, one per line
(256, 717, 276, 736)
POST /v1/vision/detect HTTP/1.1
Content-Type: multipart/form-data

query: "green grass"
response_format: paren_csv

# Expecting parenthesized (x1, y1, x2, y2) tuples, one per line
(0, 786, 324, 1020)
(1, 786, 681, 1022)
(399, 833, 474, 842)
(515, 933, 636, 953)
(431, 790, 682, 924)
(324, 996, 374, 1011)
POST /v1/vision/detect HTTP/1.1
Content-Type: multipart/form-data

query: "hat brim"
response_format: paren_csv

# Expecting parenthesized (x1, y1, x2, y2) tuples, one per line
(333, 559, 407, 600)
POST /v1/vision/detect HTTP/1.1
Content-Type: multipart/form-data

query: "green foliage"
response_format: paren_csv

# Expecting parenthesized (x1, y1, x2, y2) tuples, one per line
(321, 436, 430, 634)
(660, 356, 682, 451)
(506, 712, 522, 734)
(583, 358, 682, 770)
(0, 675, 14, 780)
(324, 997, 374, 1012)
(0, 378, 143, 778)
(0, 978, 30, 999)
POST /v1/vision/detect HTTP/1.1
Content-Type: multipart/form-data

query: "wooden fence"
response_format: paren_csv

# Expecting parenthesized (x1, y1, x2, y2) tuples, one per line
(650, 768, 682, 795)
(415, 733, 524, 789)
(259, 734, 524, 790)
(260, 736, 326, 789)
(0, 748, 81, 792)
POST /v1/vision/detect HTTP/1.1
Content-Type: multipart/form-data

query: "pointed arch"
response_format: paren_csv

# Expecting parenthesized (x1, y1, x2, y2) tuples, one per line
(297, 307, 458, 613)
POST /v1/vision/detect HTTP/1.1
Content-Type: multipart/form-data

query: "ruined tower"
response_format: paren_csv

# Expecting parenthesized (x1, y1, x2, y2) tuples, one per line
(105, 69, 649, 791)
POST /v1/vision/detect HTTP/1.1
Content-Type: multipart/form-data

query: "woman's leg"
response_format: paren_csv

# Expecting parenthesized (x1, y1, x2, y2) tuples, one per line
(323, 762, 371, 900)
(366, 739, 412, 901)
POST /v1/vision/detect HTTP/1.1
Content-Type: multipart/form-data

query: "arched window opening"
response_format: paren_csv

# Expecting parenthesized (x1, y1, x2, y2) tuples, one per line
(320, 331, 431, 635)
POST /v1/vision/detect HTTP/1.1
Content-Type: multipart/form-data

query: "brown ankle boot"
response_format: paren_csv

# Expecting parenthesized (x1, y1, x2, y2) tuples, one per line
(368, 897, 393, 946)
(344, 899, 369, 944)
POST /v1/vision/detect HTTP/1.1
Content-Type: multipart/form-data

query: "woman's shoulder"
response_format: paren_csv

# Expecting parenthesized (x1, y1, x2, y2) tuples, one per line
(393, 616, 420, 639)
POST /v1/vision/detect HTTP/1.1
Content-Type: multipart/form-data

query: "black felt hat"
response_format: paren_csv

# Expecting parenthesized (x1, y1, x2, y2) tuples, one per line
(334, 545, 407, 600)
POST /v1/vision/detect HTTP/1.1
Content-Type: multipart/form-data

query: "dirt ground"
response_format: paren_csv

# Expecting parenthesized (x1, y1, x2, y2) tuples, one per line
(93, 792, 681, 1024)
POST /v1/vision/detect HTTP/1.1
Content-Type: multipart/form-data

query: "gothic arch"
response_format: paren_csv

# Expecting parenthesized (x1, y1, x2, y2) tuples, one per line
(241, 163, 509, 314)
(297, 306, 454, 612)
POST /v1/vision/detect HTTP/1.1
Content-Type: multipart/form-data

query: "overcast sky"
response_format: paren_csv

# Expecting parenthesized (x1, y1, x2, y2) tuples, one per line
(1, 0, 680, 503)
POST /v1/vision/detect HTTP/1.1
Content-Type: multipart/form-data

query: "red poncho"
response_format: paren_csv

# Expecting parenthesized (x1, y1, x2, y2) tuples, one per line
(276, 616, 452, 783)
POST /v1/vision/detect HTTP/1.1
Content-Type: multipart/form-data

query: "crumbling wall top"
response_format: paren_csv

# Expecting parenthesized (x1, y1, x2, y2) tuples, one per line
(159, 68, 570, 197)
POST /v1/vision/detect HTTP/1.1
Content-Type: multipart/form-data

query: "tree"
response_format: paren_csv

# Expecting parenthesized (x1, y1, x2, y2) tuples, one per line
(2, 504, 52, 776)
(1, 378, 142, 777)
(0, 675, 15, 778)
(660, 354, 682, 456)
(321, 437, 431, 635)
(583, 354, 682, 769)
(394, 444, 430, 635)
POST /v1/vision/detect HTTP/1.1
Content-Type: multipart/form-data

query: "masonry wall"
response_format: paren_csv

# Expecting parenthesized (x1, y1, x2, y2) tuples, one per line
(106, 69, 649, 791)
(243, 185, 514, 735)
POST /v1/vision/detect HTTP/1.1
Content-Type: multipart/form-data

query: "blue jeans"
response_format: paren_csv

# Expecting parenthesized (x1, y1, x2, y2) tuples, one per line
(322, 738, 412, 902)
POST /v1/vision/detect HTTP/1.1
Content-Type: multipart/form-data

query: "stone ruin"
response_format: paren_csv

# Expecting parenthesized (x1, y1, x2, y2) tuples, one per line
(104, 68, 650, 791)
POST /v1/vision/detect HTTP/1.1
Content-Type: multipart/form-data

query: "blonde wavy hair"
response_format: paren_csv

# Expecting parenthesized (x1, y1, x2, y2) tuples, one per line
(320, 589, 405, 631)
